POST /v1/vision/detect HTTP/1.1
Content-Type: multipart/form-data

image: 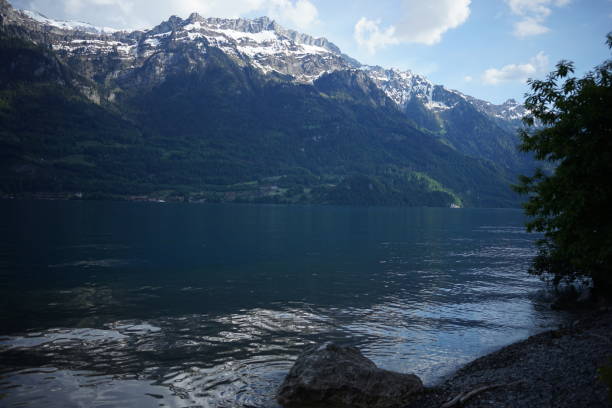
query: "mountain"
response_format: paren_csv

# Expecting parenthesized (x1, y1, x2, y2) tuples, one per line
(0, 0, 530, 207)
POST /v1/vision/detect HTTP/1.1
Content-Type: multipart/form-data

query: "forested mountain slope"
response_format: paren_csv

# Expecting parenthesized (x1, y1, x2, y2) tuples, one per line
(0, 0, 528, 207)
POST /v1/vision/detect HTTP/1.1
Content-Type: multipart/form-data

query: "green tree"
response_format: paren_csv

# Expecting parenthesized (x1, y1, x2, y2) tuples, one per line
(515, 34, 612, 295)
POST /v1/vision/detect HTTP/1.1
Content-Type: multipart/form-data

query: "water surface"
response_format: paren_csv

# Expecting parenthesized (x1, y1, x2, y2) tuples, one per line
(0, 201, 561, 407)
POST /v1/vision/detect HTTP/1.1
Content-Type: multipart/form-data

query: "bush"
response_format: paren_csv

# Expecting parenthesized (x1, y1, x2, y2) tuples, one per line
(515, 34, 612, 296)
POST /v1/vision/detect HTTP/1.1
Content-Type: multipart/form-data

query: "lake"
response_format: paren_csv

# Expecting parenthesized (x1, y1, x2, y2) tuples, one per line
(0, 200, 563, 407)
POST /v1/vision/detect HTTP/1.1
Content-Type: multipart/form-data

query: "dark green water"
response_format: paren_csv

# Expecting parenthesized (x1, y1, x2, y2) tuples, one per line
(0, 200, 562, 407)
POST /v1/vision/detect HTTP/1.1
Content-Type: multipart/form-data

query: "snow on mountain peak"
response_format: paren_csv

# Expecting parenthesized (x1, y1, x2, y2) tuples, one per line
(20, 9, 121, 34)
(363, 65, 436, 108)
(140, 14, 348, 81)
(11, 4, 526, 122)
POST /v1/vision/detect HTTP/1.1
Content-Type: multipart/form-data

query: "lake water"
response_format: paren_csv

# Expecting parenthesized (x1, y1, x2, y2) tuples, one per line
(0, 200, 563, 407)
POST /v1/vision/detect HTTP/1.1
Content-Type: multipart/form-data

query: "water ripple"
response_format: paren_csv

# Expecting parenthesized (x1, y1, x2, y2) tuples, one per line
(0, 205, 567, 408)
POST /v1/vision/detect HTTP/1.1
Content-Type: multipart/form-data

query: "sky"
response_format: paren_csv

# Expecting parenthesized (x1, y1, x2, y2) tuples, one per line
(8, 0, 612, 104)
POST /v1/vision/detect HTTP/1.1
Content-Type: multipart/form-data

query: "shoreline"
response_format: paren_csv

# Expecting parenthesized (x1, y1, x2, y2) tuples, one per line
(0, 192, 476, 208)
(404, 308, 612, 407)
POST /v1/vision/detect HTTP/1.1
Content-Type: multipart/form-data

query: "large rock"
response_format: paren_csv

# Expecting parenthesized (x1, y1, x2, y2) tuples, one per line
(277, 343, 423, 408)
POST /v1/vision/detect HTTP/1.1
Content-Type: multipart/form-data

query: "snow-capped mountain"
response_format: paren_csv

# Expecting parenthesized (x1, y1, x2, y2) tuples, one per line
(459, 94, 528, 124)
(0, 0, 533, 207)
(21, 9, 119, 35)
(3, 4, 525, 125)
(364, 66, 438, 110)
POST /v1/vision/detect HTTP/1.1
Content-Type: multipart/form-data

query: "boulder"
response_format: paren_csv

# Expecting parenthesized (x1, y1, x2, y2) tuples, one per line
(277, 342, 423, 408)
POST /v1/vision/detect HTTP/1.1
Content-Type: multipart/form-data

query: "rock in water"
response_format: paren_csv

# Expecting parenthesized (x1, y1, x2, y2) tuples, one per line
(277, 343, 423, 408)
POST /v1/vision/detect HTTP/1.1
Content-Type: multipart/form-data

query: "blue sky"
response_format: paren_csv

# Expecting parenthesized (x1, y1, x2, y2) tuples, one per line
(9, 0, 612, 104)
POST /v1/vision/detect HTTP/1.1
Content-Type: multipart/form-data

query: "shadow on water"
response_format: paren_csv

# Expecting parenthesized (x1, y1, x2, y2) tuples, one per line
(0, 201, 564, 407)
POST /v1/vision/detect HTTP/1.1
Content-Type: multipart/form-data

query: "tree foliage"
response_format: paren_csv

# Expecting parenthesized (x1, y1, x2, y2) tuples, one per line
(515, 34, 612, 293)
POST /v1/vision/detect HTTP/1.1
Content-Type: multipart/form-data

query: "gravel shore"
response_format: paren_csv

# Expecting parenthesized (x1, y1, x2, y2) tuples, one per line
(406, 308, 612, 408)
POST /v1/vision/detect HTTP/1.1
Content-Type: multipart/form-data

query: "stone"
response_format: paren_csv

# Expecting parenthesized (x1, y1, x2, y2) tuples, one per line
(276, 342, 423, 408)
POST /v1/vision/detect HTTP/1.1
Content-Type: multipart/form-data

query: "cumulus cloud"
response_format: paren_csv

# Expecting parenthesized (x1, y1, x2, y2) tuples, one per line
(482, 52, 548, 85)
(506, 0, 570, 37)
(354, 17, 398, 54)
(12, 0, 318, 30)
(513, 17, 549, 37)
(267, 0, 318, 30)
(353, 0, 471, 53)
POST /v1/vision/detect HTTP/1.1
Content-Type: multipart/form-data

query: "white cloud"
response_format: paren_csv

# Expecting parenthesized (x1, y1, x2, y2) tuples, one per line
(506, 0, 570, 16)
(506, 0, 570, 37)
(396, 0, 471, 45)
(17, 0, 318, 30)
(464, 75, 473, 82)
(482, 52, 548, 85)
(267, 0, 318, 29)
(513, 17, 549, 37)
(353, 0, 471, 53)
(354, 17, 398, 54)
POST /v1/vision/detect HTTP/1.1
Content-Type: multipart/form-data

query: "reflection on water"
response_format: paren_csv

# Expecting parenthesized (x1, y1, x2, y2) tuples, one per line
(0, 201, 564, 407)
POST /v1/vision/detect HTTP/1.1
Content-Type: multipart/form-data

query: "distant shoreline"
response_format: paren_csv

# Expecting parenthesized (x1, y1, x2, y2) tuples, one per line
(0, 193, 523, 209)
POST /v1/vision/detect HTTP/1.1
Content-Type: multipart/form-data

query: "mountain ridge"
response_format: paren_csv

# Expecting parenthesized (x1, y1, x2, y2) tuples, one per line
(3, 1, 524, 120)
(0, 0, 530, 207)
